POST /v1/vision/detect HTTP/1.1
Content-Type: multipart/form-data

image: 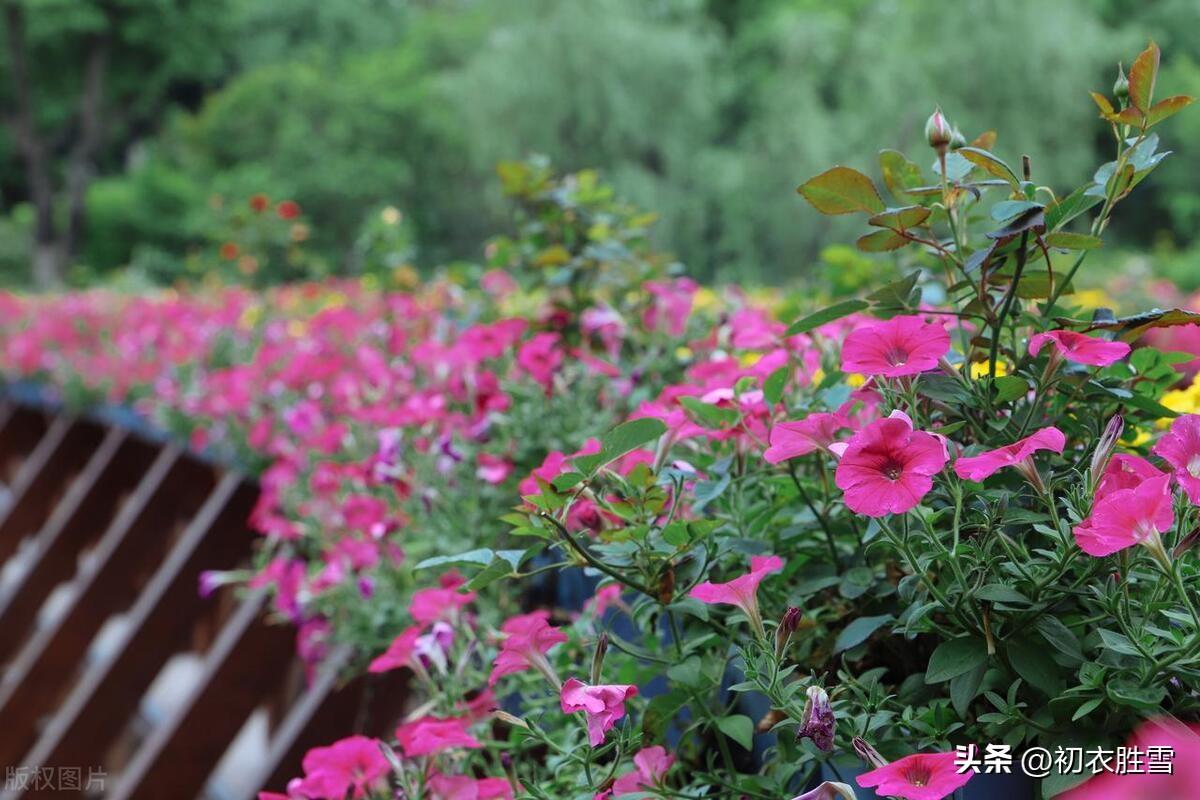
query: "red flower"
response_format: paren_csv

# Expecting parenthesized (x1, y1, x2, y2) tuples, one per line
(856, 750, 973, 800)
(277, 199, 301, 220)
(219, 242, 240, 261)
(249, 193, 270, 212)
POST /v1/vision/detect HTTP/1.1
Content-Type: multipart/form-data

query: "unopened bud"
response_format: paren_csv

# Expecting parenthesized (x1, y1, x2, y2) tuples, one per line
(949, 125, 967, 150)
(1113, 64, 1130, 101)
(792, 782, 858, 800)
(1089, 414, 1124, 490)
(925, 107, 952, 150)
(494, 710, 529, 729)
(853, 736, 888, 769)
(591, 633, 609, 685)
(775, 606, 802, 660)
(1174, 527, 1200, 558)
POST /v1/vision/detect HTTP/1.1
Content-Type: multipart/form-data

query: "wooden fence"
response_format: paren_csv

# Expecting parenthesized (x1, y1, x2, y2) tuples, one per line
(0, 401, 409, 799)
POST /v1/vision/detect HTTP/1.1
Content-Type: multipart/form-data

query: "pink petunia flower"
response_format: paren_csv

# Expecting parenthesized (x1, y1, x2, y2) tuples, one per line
(585, 583, 625, 617)
(1028, 330, 1130, 367)
(840, 315, 951, 378)
(394, 715, 482, 757)
(1094, 453, 1164, 502)
(1152, 413, 1200, 504)
(764, 411, 850, 463)
(489, 610, 567, 687)
(953, 426, 1065, 484)
(560, 678, 639, 747)
(689, 554, 785, 637)
(610, 746, 675, 796)
(409, 585, 476, 625)
(1074, 473, 1175, 559)
(856, 750, 973, 800)
(1063, 718, 1200, 799)
(291, 735, 390, 799)
(835, 412, 948, 517)
(428, 774, 514, 800)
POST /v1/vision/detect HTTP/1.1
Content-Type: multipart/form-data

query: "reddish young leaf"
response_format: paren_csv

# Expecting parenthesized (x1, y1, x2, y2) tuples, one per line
(1147, 95, 1195, 127)
(1128, 41, 1160, 112)
(797, 166, 885, 215)
(1089, 91, 1116, 119)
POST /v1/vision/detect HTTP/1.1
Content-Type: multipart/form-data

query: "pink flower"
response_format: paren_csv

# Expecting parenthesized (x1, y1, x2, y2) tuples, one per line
(292, 735, 389, 799)
(840, 315, 950, 378)
(517, 332, 564, 390)
(1029, 330, 1130, 367)
(835, 412, 948, 517)
(489, 610, 567, 686)
(428, 774, 514, 800)
(610, 746, 675, 795)
(1153, 414, 1200, 504)
(1095, 454, 1164, 502)
(689, 554, 785, 636)
(856, 750, 973, 800)
(394, 715, 482, 757)
(1063, 719, 1200, 799)
(953, 427, 1065, 482)
(560, 678, 639, 747)
(409, 585, 475, 625)
(764, 412, 850, 463)
(476, 452, 514, 485)
(585, 584, 625, 617)
(1074, 473, 1174, 558)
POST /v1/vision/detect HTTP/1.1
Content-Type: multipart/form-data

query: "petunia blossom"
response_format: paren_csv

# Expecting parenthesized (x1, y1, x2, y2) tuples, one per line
(489, 610, 567, 687)
(609, 746, 675, 796)
(1152, 413, 1200, 504)
(290, 735, 390, 800)
(427, 774, 514, 800)
(560, 678, 639, 747)
(1074, 474, 1174, 559)
(764, 411, 850, 463)
(689, 554, 784, 636)
(1063, 718, 1200, 799)
(953, 426, 1065, 484)
(394, 715, 482, 757)
(856, 750, 973, 800)
(835, 412, 948, 517)
(840, 315, 951, 378)
(1028, 329, 1130, 367)
(409, 585, 476, 625)
(1094, 453, 1164, 502)
(789, 783, 857, 800)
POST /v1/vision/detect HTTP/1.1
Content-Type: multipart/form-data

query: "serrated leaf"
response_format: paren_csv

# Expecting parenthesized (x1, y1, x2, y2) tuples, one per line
(879, 149, 924, 201)
(1147, 95, 1195, 127)
(868, 205, 931, 231)
(786, 299, 869, 336)
(857, 229, 908, 252)
(716, 714, 755, 750)
(926, 637, 989, 683)
(1128, 41, 1160, 112)
(959, 147, 1020, 188)
(1045, 187, 1102, 231)
(797, 166, 885, 215)
(835, 614, 893, 652)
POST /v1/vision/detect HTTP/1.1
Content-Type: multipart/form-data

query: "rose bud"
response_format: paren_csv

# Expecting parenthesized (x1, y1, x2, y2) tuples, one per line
(1113, 64, 1129, 101)
(925, 107, 952, 150)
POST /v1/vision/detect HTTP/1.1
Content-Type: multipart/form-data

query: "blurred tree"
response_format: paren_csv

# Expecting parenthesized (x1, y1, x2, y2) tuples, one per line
(0, 0, 229, 287)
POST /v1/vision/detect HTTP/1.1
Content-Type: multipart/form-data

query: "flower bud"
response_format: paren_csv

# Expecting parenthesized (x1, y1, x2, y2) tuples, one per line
(1089, 413, 1124, 490)
(775, 606, 802, 661)
(1174, 526, 1200, 558)
(790, 782, 858, 800)
(590, 632, 609, 685)
(797, 685, 836, 752)
(1113, 64, 1130, 101)
(853, 736, 889, 769)
(949, 125, 967, 151)
(925, 107, 952, 150)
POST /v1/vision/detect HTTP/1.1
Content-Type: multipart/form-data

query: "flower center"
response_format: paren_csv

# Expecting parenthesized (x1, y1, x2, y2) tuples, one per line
(885, 347, 910, 366)
(881, 460, 904, 481)
(904, 764, 931, 787)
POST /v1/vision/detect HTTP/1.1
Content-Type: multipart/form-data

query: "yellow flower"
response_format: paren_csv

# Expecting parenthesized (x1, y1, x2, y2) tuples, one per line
(1157, 376, 1200, 428)
(1072, 288, 1118, 312)
(675, 346, 694, 361)
(693, 288, 718, 310)
(1122, 427, 1153, 447)
(846, 373, 867, 388)
(238, 304, 263, 330)
(740, 352, 762, 368)
(812, 368, 826, 385)
(966, 360, 1007, 379)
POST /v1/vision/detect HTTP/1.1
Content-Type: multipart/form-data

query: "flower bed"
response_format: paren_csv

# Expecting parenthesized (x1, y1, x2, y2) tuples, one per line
(3, 44, 1200, 800)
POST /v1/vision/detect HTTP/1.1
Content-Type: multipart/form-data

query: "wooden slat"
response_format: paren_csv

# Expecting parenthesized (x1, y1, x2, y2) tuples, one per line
(0, 417, 103, 564)
(0, 405, 47, 484)
(105, 590, 294, 800)
(0, 445, 214, 767)
(11, 473, 258, 794)
(0, 429, 157, 666)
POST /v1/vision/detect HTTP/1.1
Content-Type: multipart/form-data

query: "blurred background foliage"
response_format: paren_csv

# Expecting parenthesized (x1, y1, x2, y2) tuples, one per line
(1, 0, 1199, 289)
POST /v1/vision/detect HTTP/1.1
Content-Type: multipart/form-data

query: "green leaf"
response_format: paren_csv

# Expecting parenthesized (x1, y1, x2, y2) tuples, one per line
(1071, 696, 1105, 722)
(926, 637, 989, 683)
(879, 149, 924, 200)
(866, 271, 921, 311)
(991, 376, 1029, 403)
(642, 689, 690, 739)
(1045, 187, 1102, 230)
(1044, 232, 1102, 250)
(797, 166, 885, 215)
(1107, 680, 1166, 711)
(856, 229, 908, 253)
(680, 396, 739, 428)
(835, 614, 893, 652)
(786, 299, 869, 336)
(552, 472, 585, 491)
(415, 549, 496, 571)
(1147, 95, 1194, 127)
(716, 714, 755, 750)
(991, 200, 1043, 221)
(1035, 616, 1084, 661)
(575, 418, 667, 474)
(950, 661, 988, 717)
(958, 147, 1020, 188)
(1128, 41, 1160, 112)
(1074, 307, 1200, 342)
(763, 366, 790, 405)
(867, 205, 931, 231)
(975, 584, 1031, 604)
(667, 656, 705, 688)
(1007, 639, 1063, 695)
(1097, 628, 1141, 656)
